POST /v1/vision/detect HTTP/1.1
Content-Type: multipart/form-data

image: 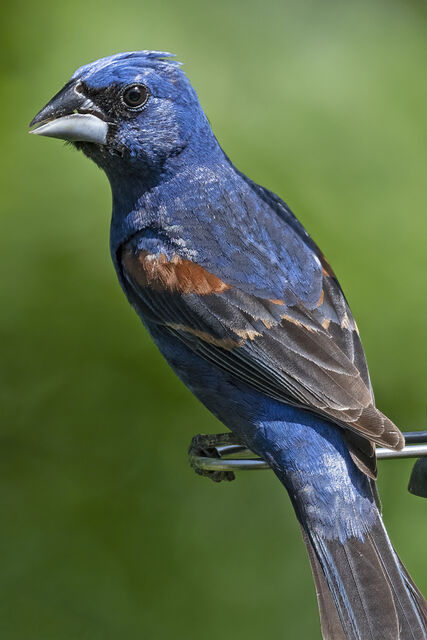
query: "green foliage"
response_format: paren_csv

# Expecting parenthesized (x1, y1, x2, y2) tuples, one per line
(1, 0, 426, 637)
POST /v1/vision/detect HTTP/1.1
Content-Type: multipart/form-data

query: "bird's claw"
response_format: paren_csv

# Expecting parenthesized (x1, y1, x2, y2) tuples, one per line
(188, 433, 240, 482)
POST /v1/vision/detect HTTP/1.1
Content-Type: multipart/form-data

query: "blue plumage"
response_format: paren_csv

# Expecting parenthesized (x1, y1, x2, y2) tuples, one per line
(30, 51, 427, 639)
(153, 324, 378, 543)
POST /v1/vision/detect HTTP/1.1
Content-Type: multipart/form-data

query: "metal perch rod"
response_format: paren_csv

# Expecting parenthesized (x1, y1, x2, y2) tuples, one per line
(189, 430, 427, 474)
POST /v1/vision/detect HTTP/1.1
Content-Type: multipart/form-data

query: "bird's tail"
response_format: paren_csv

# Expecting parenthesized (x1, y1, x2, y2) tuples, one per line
(301, 515, 427, 640)
(250, 415, 427, 640)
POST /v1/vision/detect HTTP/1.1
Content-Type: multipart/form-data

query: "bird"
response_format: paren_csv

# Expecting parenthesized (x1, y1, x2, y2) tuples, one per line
(30, 51, 426, 639)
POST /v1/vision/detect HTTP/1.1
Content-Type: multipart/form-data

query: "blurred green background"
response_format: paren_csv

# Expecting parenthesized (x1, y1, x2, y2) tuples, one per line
(1, 0, 426, 638)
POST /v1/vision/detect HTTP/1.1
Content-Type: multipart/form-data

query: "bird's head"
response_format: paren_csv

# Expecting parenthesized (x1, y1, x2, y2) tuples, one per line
(30, 51, 208, 180)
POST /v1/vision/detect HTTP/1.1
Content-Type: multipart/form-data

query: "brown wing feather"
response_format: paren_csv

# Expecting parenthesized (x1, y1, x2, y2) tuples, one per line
(122, 246, 404, 479)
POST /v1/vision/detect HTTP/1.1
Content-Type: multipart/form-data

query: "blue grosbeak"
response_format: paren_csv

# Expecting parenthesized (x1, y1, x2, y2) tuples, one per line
(30, 52, 426, 639)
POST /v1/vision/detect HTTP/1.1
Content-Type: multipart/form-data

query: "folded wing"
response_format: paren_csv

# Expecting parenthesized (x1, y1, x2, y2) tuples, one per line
(120, 243, 403, 478)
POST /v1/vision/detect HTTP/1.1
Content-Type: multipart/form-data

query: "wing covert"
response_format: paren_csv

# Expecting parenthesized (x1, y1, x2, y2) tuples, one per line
(120, 242, 403, 478)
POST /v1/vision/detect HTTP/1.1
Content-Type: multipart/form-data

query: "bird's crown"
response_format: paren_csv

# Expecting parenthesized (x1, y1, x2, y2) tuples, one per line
(70, 51, 192, 101)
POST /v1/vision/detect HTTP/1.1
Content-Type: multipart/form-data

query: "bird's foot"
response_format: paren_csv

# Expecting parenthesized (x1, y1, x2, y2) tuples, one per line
(188, 433, 241, 482)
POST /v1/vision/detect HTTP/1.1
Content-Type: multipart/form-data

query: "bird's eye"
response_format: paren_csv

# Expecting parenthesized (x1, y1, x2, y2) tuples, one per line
(122, 84, 149, 109)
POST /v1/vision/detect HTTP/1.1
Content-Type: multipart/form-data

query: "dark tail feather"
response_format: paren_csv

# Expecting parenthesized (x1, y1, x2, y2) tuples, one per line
(398, 555, 427, 630)
(303, 516, 427, 640)
(301, 527, 348, 640)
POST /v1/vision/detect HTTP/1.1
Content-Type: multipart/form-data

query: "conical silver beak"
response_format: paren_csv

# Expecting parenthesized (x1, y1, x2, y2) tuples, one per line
(30, 113, 108, 144)
(30, 80, 109, 145)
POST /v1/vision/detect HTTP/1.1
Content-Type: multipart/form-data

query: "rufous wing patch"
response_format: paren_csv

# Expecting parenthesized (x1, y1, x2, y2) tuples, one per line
(166, 323, 243, 350)
(321, 318, 331, 330)
(123, 250, 231, 295)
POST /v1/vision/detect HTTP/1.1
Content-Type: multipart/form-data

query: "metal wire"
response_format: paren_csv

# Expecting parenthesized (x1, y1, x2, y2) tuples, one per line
(189, 431, 427, 474)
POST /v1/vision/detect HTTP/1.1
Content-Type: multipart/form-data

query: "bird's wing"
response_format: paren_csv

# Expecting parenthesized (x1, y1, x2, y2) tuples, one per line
(120, 242, 403, 478)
